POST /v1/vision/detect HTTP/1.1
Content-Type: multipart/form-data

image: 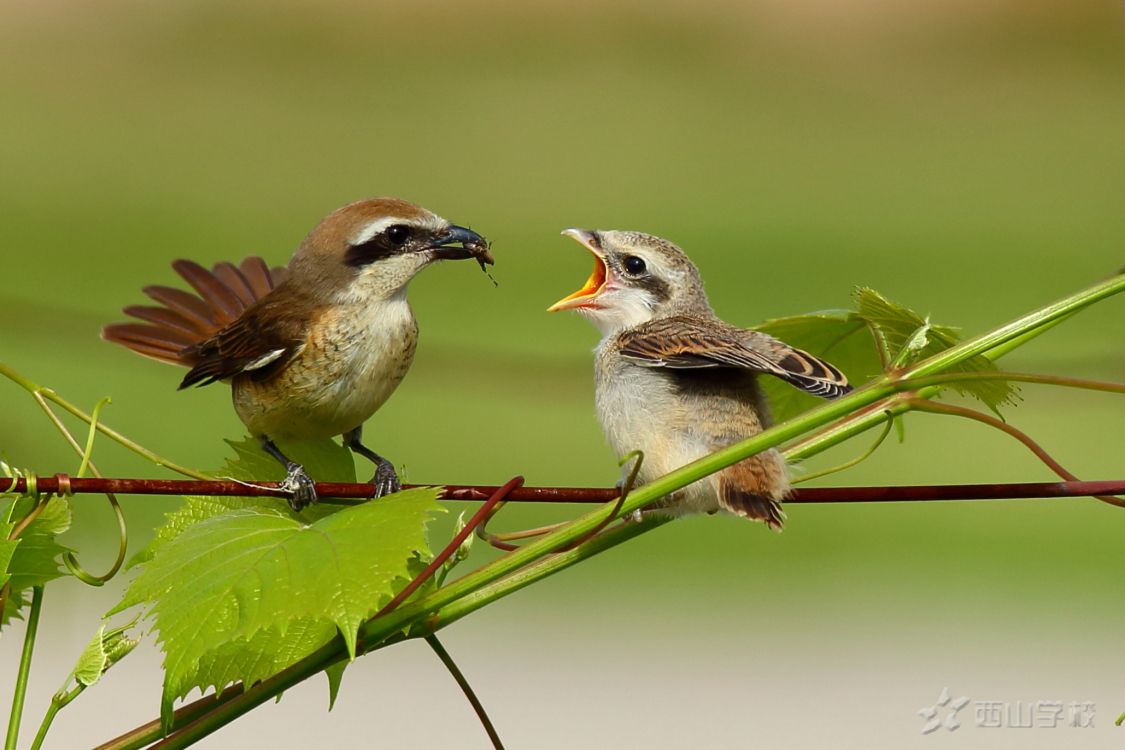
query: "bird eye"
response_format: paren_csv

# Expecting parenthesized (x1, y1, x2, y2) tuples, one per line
(385, 225, 412, 245)
(623, 255, 647, 276)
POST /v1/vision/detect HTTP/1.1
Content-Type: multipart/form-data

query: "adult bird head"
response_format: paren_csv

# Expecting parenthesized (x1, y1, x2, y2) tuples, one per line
(548, 229, 709, 334)
(289, 197, 492, 303)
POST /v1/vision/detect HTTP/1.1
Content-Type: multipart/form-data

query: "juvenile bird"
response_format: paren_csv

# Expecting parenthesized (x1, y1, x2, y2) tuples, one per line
(549, 229, 849, 530)
(104, 197, 492, 510)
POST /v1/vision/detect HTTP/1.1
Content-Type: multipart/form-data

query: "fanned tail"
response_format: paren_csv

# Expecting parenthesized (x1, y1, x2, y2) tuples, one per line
(102, 257, 286, 366)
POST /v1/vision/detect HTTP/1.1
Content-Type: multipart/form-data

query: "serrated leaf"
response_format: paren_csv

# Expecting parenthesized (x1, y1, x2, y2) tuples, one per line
(1, 497, 72, 631)
(113, 487, 443, 718)
(325, 659, 347, 711)
(2, 587, 27, 627)
(0, 522, 17, 590)
(131, 437, 356, 567)
(0, 516, 18, 632)
(854, 288, 1019, 411)
(755, 311, 882, 423)
(190, 618, 338, 700)
(1, 496, 73, 592)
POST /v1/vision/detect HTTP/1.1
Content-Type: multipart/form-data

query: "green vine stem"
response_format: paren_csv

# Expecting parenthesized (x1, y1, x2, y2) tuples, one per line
(424, 635, 505, 750)
(0, 362, 212, 480)
(792, 416, 894, 485)
(5, 586, 44, 750)
(29, 685, 81, 750)
(95, 271, 1125, 749)
(25, 383, 130, 585)
(904, 371, 1125, 394)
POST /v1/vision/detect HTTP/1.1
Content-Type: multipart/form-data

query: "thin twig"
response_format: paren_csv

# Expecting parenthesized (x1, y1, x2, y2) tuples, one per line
(0, 362, 212, 480)
(25, 391, 130, 584)
(425, 635, 505, 750)
(907, 399, 1125, 508)
(5, 476, 1123, 504)
(374, 478, 524, 618)
(792, 416, 894, 485)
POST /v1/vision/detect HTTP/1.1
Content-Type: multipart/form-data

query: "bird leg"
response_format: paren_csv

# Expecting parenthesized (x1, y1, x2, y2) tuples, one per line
(260, 437, 318, 511)
(344, 426, 401, 498)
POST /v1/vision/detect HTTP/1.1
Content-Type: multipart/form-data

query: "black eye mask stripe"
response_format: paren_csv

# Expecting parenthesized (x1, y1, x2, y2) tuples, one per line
(344, 236, 403, 267)
(633, 274, 672, 303)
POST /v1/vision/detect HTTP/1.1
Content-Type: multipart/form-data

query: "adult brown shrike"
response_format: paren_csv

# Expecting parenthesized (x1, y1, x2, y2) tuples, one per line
(104, 197, 492, 510)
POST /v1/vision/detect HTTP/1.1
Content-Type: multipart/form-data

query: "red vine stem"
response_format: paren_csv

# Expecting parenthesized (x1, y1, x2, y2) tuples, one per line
(5, 476, 1123, 504)
(374, 477, 523, 618)
(907, 399, 1125, 508)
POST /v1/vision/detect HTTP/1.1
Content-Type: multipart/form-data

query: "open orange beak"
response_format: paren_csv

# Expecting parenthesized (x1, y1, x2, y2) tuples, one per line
(548, 229, 609, 312)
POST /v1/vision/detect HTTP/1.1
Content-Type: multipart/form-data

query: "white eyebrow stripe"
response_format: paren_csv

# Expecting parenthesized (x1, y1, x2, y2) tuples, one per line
(350, 217, 401, 246)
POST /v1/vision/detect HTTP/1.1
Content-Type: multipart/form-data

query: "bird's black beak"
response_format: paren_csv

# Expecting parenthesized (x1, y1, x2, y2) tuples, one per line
(429, 225, 494, 265)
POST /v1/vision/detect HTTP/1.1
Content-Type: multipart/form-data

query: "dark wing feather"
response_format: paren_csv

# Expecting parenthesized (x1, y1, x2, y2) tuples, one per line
(178, 297, 307, 388)
(617, 315, 852, 400)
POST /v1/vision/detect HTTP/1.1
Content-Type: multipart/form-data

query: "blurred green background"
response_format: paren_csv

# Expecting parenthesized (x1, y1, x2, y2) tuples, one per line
(1, 0, 1123, 747)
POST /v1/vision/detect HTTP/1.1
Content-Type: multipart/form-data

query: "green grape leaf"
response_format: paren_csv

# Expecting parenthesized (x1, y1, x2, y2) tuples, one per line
(0, 496, 72, 631)
(131, 437, 356, 567)
(0, 517, 19, 631)
(854, 288, 1019, 411)
(754, 311, 881, 424)
(112, 487, 443, 720)
(1, 496, 73, 591)
(325, 658, 348, 711)
(189, 618, 338, 701)
(73, 625, 111, 686)
(2, 588, 27, 627)
(0, 522, 17, 590)
(72, 620, 139, 688)
(755, 292, 1019, 424)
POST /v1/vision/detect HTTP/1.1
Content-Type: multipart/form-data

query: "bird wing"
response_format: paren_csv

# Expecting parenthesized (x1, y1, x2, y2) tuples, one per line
(103, 256, 289, 367)
(178, 297, 308, 389)
(617, 315, 852, 399)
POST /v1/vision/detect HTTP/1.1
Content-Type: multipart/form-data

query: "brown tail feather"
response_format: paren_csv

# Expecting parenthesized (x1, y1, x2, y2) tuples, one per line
(211, 262, 258, 308)
(103, 257, 282, 368)
(102, 323, 196, 366)
(716, 454, 789, 531)
(718, 486, 785, 531)
(171, 260, 244, 326)
(122, 305, 212, 336)
(142, 285, 220, 330)
(239, 257, 286, 299)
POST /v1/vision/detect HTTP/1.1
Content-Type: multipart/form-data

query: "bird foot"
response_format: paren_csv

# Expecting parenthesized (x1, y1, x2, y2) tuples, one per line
(370, 459, 402, 499)
(279, 463, 318, 511)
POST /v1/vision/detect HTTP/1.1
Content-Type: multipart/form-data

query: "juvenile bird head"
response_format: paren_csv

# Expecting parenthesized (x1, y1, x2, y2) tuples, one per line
(289, 197, 492, 303)
(548, 229, 709, 334)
